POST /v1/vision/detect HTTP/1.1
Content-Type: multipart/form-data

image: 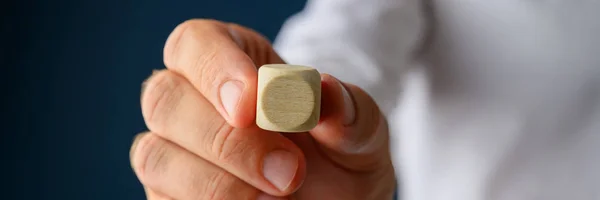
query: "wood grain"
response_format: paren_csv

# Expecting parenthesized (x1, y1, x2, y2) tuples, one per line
(256, 64, 321, 132)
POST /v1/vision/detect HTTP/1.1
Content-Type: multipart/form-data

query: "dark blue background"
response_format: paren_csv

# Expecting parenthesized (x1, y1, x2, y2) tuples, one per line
(3, 0, 305, 199)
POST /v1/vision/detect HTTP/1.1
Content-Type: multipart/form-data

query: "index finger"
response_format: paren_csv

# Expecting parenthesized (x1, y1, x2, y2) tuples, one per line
(163, 19, 282, 128)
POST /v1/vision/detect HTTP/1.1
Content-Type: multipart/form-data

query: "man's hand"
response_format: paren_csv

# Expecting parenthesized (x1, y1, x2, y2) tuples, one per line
(129, 19, 395, 200)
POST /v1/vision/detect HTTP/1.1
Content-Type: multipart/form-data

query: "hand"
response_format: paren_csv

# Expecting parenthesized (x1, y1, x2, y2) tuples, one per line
(130, 19, 395, 200)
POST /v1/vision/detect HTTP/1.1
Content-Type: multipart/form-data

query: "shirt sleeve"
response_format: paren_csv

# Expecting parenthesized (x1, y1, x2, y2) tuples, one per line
(273, 0, 426, 114)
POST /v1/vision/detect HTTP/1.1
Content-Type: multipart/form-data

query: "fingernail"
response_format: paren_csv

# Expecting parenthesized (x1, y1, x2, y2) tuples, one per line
(257, 193, 287, 200)
(220, 80, 244, 119)
(129, 133, 147, 169)
(263, 150, 298, 191)
(338, 81, 355, 125)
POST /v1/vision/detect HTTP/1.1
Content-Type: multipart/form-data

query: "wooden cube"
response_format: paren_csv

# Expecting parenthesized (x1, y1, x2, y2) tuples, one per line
(256, 64, 321, 132)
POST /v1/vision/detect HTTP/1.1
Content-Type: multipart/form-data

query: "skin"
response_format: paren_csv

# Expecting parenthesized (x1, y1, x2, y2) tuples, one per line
(129, 19, 396, 200)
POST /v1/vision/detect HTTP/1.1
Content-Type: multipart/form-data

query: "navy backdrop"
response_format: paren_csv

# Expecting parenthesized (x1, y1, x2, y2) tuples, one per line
(3, 0, 305, 199)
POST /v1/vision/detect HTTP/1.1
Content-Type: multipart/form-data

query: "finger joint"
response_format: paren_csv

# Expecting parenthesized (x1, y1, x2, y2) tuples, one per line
(141, 71, 185, 132)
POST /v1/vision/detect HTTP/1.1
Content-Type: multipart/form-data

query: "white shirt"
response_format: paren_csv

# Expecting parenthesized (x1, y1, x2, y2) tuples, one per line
(273, 0, 600, 200)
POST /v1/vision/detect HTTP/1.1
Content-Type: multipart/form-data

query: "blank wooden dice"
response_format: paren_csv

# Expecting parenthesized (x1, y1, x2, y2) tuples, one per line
(256, 64, 321, 132)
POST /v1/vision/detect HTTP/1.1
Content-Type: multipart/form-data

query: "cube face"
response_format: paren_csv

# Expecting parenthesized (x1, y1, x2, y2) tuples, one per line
(256, 64, 321, 132)
(262, 76, 316, 128)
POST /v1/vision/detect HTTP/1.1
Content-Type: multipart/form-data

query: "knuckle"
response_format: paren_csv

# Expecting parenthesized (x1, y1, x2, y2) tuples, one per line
(199, 171, 232, 200)
(184, 18, 223, 28)
(194, 50, 222, 92)
(206, 118, 239, 162)
(133, 134, 171, 181)
(164, 18, 223, 69)
(165, 18, 227, 95)
(163, 21, 189, 68)
(218, 134, 249, 163)
(141, 71, 184, 131)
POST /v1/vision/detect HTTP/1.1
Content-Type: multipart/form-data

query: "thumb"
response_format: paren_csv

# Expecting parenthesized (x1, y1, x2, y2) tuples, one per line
(310, 74, 391, 171)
